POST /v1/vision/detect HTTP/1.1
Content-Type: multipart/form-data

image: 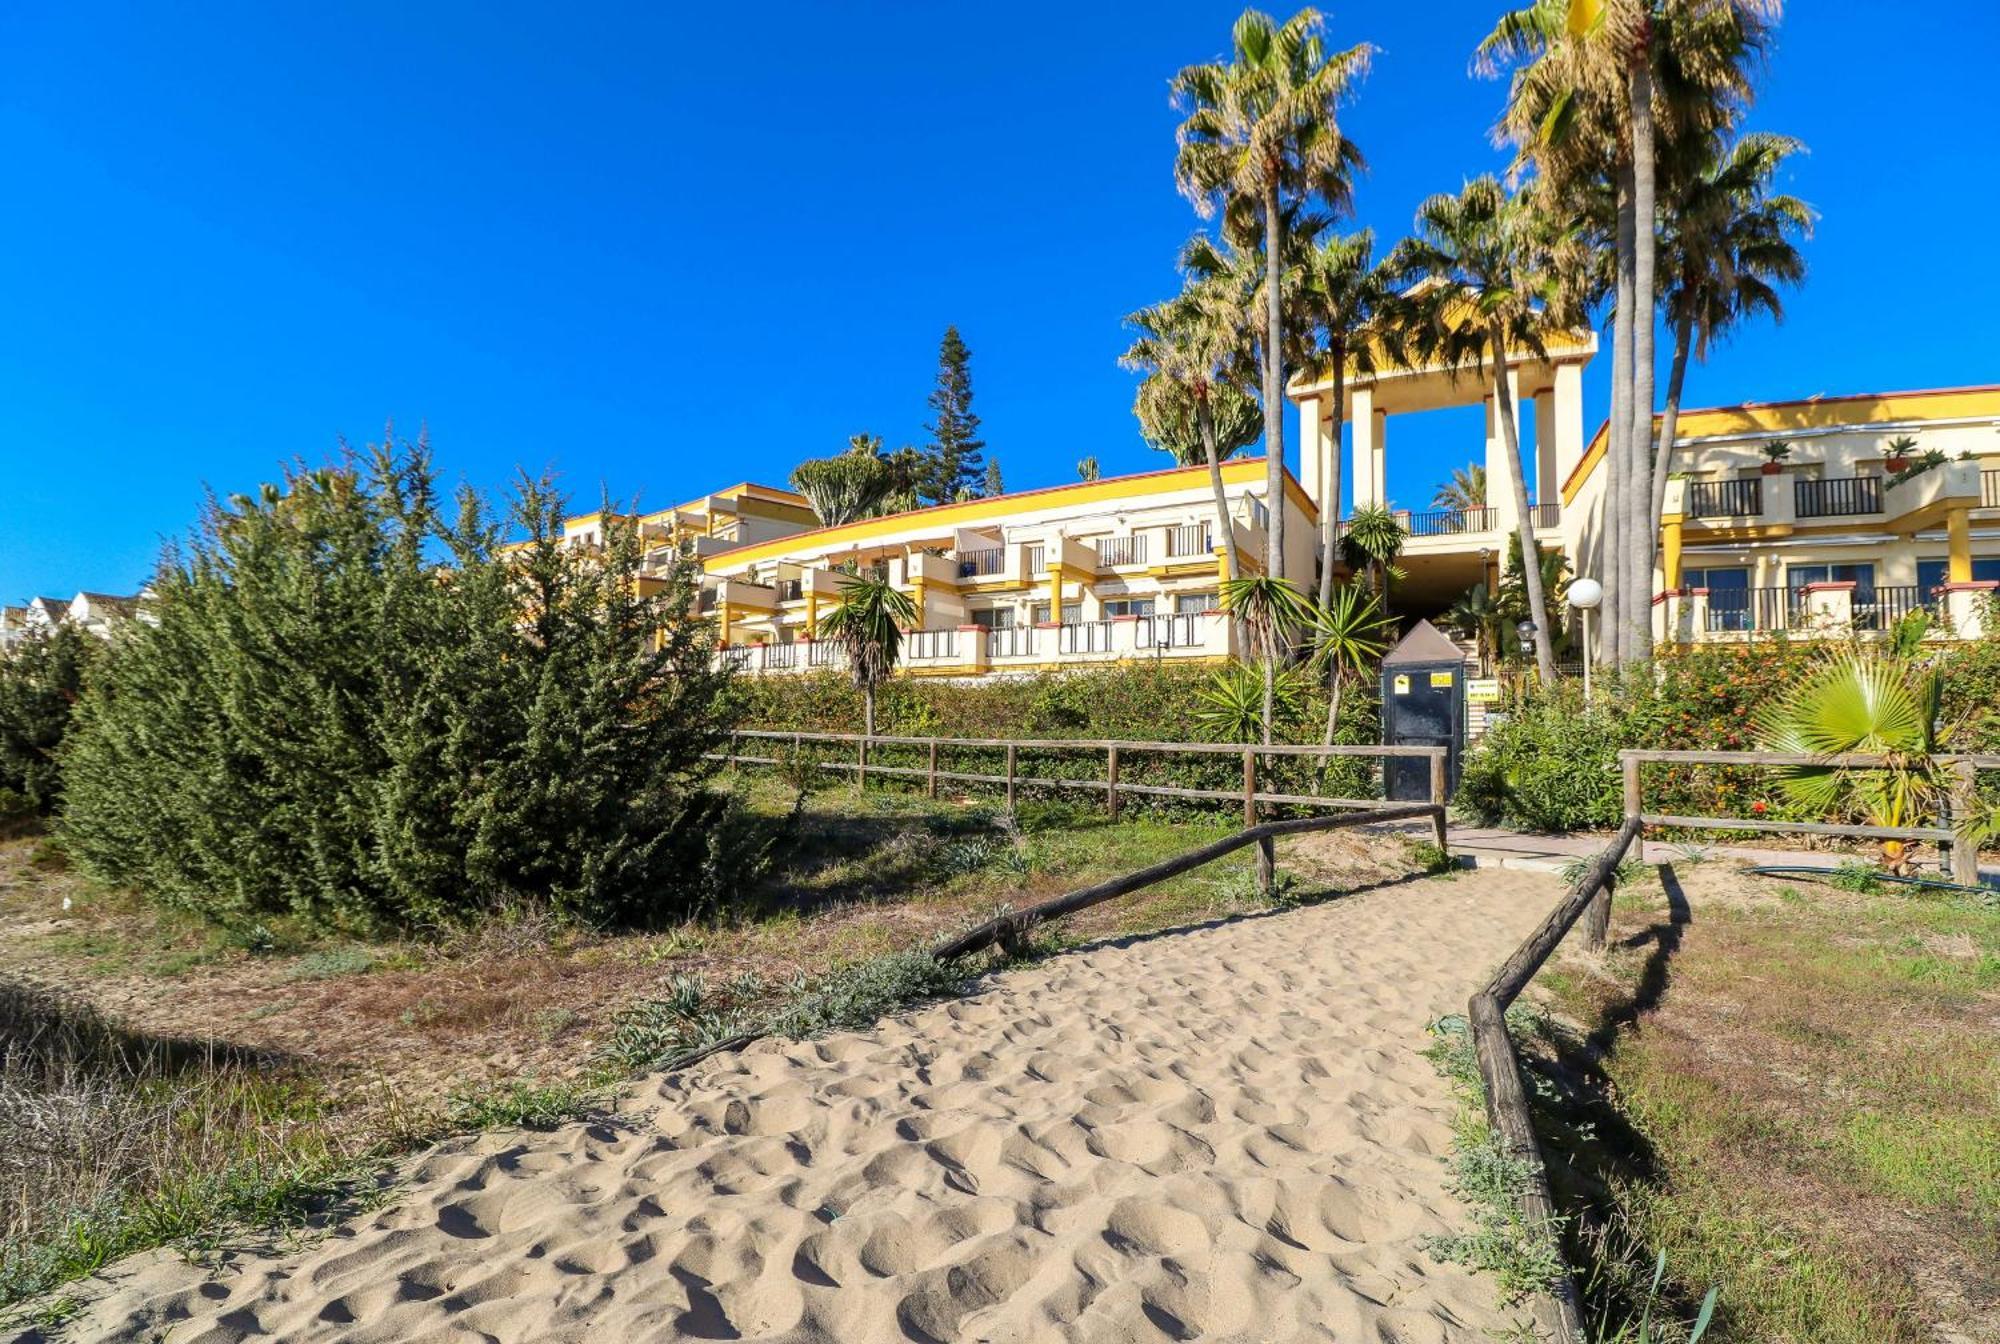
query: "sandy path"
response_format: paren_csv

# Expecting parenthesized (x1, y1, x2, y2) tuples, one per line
(48, 867, 1557, 1344)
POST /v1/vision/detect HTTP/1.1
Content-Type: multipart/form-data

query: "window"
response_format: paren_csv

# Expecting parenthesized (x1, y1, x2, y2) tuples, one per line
(969, 608, 1015, 630)
(1917, 558, 2000, 594)
(1101, 598, 1156, 618)
(1686, 566, 1751, 632)
(1029, 602, 1082, 625)
(1786, 563, 1875, 603)
(1175, 592, 1218, 614)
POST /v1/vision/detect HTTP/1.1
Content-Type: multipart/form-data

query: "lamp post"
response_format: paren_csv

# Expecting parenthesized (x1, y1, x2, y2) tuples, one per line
(1567, 577, 1604, 700)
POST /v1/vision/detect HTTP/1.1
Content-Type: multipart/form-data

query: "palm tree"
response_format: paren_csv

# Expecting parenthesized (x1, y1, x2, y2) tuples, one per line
(1432, 463, 1488, 512)
(816, 573, 916, 743)
(1478, 0, 1780, 668)
(1388, 176, 1559, 681)
(1306, 584, 1392, 755)
(1295, 229, 1393, 609)
(1122, 273, 1263, 578)
(1648, 130, 1811, 566)
(1338, 503, 1404, 611)
(1444, 582, 1506, 675)
(1174, 8, 1372, 584)
(1755, 651, 1944, 874)
(1220, 573, 1316, 747)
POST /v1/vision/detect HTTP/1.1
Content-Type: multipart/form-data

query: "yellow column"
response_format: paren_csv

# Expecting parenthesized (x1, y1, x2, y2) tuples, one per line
(1661, 515, 1684, 590)
(911, 576, 927, 628)
(1948, 505, 1972, 582)
(1047, 563, 1063, 620)
(718, 601, 733, 646)
(806, 591, 820, 638)
(1214, 545, 1231, 585)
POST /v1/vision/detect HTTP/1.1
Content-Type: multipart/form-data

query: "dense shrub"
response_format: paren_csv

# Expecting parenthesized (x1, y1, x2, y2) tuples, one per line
(1460, 638, 2000, 832)
(59, 443, 735, 932)
(0, 624, 99, 815)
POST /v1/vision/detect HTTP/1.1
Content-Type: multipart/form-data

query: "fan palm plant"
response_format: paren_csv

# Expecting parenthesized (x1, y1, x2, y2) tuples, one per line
(1221, 574, 1316, 746)
(1388, 176, 1560, 681)
(1754, 652, 1946, 874)
(1174, 8, 1372, 583)
(1444, 582, 1506, 675)
(816, 574, 917, 743)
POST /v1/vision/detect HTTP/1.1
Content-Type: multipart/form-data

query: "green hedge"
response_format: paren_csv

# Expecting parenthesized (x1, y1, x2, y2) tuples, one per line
(1460, 639, 2000, 833)
(727, 663, 1386, 808)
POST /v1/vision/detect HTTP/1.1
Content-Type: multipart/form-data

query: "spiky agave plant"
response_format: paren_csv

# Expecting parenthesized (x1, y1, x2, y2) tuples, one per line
(1192, 662, 1308, 745)
(1754, 651, 1944, 873)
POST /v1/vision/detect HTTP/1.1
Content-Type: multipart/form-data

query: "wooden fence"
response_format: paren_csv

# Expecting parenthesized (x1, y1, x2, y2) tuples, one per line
(1619, 748, 2000, 885)
(715, 729, 1449, 841)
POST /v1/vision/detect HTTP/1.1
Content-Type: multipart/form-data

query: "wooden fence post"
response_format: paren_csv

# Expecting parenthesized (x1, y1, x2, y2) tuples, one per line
(1242, 749, 1257, 829)
(857, 734, 867, 793)
(1622, 753, 1643, 865)
(1951, 759, 1980, 888)
(1257, 833, 1275, 898)
(1429, 750, 1449, 855)
(1005, 743, 1017, 813)
(927, 739, 939, 799)
(1106, 745, 1121, 822)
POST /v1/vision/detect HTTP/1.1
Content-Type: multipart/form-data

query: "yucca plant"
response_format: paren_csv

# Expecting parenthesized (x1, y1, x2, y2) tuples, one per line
(817, 574, 917, 742)
(1221, 574, 1317, 746)
(1192, 662, 1308, 744)
(1306, 583, 1393, 755)
(1754, 651, 1945, 873)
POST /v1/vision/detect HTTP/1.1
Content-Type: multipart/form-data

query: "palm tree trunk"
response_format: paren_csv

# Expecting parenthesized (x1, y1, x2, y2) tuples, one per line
(1261, 180, 1287, 583)
(1491, 326, 1557, 682)
(1625, 50, 1659, 664)
(1262, 655, 1275, 749)
(1648, 312, 1695, 579)
(1195, 391, 1241, 581)
(1606, 170, 1636, 672)
(1316, 345, 1346, 612)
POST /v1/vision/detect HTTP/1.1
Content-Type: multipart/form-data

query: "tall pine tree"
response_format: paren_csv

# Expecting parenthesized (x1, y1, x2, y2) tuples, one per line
(921, 326, 986, 503)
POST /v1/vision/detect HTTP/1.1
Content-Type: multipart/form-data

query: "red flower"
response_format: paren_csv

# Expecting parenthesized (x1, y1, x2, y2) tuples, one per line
(1751, 800, 1768, 814)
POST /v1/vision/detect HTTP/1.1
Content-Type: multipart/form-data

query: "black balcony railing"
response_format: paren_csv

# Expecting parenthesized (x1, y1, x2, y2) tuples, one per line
(908, 629, 959, 660)
(1687, 478, 1763, 518)
(1165, 523, 1213, 558)
(957, 547, 1004, 578)
(1794, 476, 1882, 519)
(985, 627, 1037, 659)
(1405, 506, 1495, 536)
(1703, 586, 1795, 633)
(1096, 536, 1147, 567)
(1059, 620, 1116, 654)
(1856, 585, 1929, 632)
(1983, 469, 2000, 509)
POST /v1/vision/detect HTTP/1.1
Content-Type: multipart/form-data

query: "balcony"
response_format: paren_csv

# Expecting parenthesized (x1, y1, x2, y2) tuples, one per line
(956, 547, 1004, 578)
(1024, 543, 1047, 574)
(1164, 523, 1213, 558)
(1687, 478, 1762, 519)
(1058, 620, 1117, 655)
(1405, 506, 1496, 537)
(1095, 535, 1147, 568)
(1983, 470, 2000, 509)
(808, 641, 846, 669)
(760, 642, 798, 671)
(985, 626, 1038, 660)
(907, 629, 960, 661)
(1530, 502, 1560, 529)
(1135, 612, 1206, 649)
(1794, 476, 1882, 519)
(776, 578, 803, 602)
(697, 588, 718, 613)
(1699, 585, 1937, 636)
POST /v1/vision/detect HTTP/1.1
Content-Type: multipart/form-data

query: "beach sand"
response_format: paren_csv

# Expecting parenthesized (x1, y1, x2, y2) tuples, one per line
(47, 864, 1559, 1343)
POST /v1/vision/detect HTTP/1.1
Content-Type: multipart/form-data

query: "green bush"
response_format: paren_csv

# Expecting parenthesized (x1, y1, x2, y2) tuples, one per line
(0, 624, 100, 815)
(1459, 678, 1630, 831)
(58, 442, 736, 932)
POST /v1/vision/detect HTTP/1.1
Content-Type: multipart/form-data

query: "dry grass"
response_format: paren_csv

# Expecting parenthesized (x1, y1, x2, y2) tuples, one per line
(0, 779, 1429, 1319)
(1536, 862, 2000, 1343)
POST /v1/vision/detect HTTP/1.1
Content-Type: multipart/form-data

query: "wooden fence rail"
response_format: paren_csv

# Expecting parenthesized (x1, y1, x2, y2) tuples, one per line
(714, 730, 1449, 845)
(1467, 814, 1644, 1343)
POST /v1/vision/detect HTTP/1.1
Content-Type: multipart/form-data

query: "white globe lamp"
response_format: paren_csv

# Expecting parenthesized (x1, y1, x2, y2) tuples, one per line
(1566, 577, 1603, 696)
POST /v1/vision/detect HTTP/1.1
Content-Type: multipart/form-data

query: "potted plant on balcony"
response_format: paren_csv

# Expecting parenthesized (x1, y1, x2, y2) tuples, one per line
(1759, 439, 1792, 475)
(1887, 446, 1953, 487)
(1883, 434, 1917, 474)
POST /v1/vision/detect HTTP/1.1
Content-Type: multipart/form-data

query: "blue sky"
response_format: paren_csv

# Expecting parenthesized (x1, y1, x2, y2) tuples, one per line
(4, 2, 1996, 601)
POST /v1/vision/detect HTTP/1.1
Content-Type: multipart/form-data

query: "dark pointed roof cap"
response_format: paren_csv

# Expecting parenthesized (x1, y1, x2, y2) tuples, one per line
(1382, 619, 1466, 666)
